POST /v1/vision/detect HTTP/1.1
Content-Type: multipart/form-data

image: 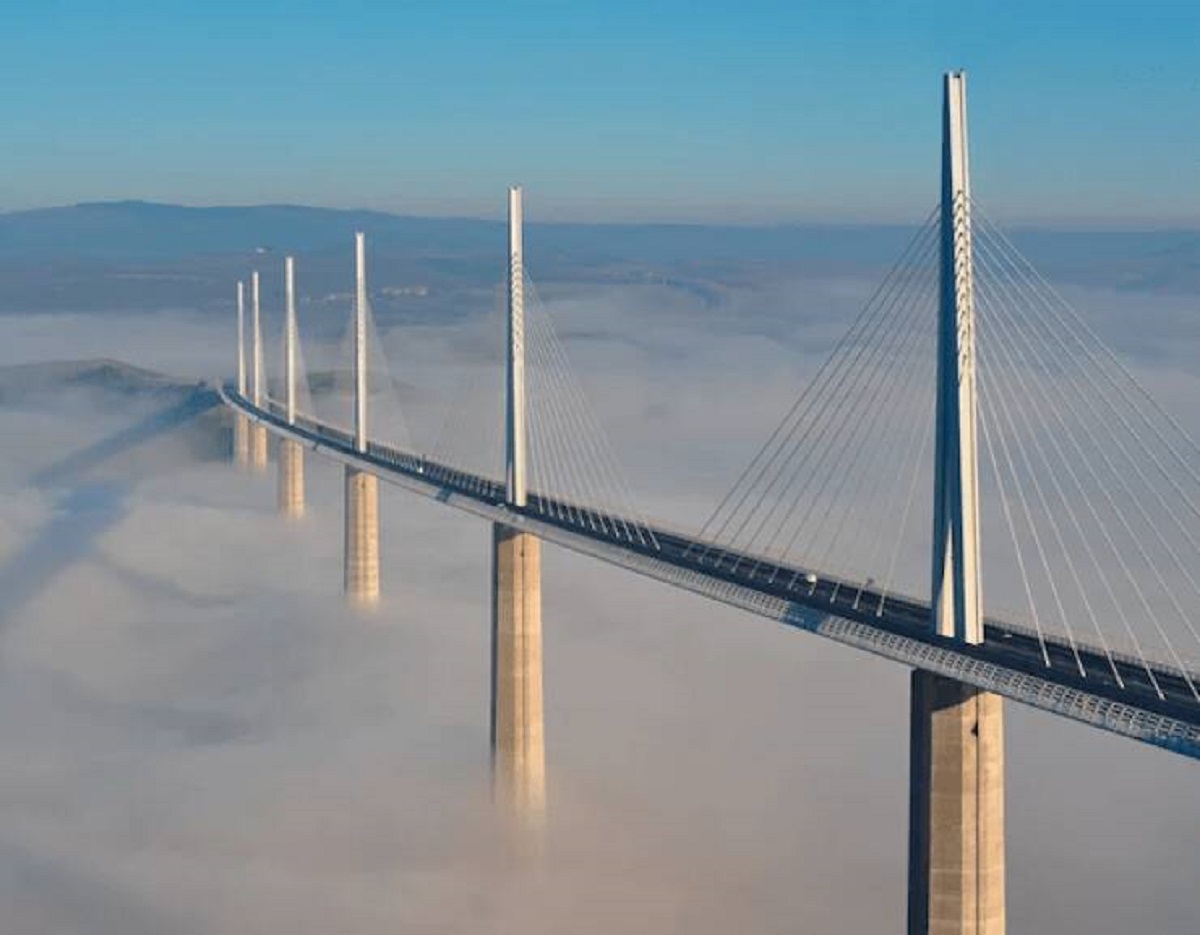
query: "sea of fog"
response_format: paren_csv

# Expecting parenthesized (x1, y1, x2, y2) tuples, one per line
(0, 266, 1195, 933)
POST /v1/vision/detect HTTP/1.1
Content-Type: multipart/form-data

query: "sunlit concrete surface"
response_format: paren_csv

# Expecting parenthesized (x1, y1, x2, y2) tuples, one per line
(344, 466, 379, 606)
(910, 671, 1006, 935)
(491, 523, 545, 832)
(278, 438, 304, 518)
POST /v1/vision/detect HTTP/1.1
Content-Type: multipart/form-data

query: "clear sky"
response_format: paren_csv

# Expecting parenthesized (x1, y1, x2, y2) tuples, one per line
(3, 0, 1197, 224)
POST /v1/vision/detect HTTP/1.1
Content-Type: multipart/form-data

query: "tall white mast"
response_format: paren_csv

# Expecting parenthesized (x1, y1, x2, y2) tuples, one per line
(236, 280, 246, 395)
(354, 232, 368, 453)
(505, 186, 528, 508)
(252, 270, 263, 407)
(285, 256, 297, 425)
(931, 70, 983, 644)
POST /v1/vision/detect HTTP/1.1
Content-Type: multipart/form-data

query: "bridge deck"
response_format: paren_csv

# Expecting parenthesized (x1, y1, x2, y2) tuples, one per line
(223, 387, 1200, 760)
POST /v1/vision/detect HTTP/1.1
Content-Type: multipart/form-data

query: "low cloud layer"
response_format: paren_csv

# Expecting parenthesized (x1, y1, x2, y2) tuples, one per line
(0, 267, 1196, 934)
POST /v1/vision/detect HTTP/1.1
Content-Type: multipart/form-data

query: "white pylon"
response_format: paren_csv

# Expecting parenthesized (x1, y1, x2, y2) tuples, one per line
(354, 232, 368, 453)
(285, 256, 297, 425)
(236, 280, 246, 395)
(252, 270, 263, 407)
(505, 186, 528, 508)
(931, 70, 983, 645)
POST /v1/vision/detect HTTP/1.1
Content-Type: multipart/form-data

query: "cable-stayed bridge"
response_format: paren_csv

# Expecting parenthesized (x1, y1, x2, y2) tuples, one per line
(221, 395, 1200, 756)
(219, 73, 1198, 935)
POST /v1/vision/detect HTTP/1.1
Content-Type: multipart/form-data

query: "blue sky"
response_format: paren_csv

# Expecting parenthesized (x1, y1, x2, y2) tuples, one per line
(3, 0, 1197, 223)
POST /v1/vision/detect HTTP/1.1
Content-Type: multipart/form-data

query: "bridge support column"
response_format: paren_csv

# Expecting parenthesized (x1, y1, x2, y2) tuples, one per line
(344, 466, 379, 606)
(278, 438, 305, 517)
(491, 522, 545, 825)
(909, 671, 1005, 935)
(232, 413, 249, 466)
(249, 424, 268, 471)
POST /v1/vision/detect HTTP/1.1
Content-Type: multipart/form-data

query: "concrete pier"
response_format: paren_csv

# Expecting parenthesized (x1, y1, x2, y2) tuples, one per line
(344, 466, 379, 606)
(490, 523, 545, 823)
(908, 671, 1006, 935)
(278, 437, 305, 517)
(232, 412, 249, 466)
(249, 423, 268, 471)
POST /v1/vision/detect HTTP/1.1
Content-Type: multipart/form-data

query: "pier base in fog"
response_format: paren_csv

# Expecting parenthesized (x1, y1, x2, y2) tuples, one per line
(908, 670, 1006, 935)
(249, 423, 268, 472)
(278, 438, 305, 518)
(490, 523, 545, 829)
(344, 467, 379, 606)
(233, 412, 249, 467)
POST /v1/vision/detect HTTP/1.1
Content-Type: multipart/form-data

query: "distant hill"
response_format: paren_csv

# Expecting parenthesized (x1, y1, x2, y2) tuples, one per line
(0, 199, 922, 264)
(0, 200, 499, 261)
(0, 358, 203, 403)
(0, 200, 919, 315)
(0, 201, 1195, 314)
(0, 359, 228, 484)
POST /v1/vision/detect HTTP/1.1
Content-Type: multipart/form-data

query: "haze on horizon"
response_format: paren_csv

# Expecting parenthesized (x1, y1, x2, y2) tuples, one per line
(4, 0, 1198, 226)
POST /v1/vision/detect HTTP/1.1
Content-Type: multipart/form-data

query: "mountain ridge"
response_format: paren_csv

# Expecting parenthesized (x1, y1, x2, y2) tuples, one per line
(0, 202, 1195, 310)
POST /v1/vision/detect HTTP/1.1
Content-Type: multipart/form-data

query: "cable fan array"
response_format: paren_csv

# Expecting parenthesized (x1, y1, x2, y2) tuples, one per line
(691, 203, 1200, 694)
(690, 209, 941, 602)
(523, 276, 658, 548)
(425, 271, 659, 549)
(296, 290, 414, 451)
(257, 281, 316, 423)
(427, 283, 506, 479)
(970, 200, 1200, 696)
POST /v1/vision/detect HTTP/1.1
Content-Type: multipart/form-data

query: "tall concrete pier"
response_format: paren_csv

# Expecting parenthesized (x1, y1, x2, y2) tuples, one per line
(344, 233, 380, 606)
(909, 71, 1005, 935)
(249, 270, 269, 471)
(279, 440, 305, 516)
(278, 256, 305, 518)
(909, 673, 1005, 935)
(491, 186, 545, 823)
(344, 468, 380, 604)
(491, 523, 544, 818)
(233, 280, 250, 466)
